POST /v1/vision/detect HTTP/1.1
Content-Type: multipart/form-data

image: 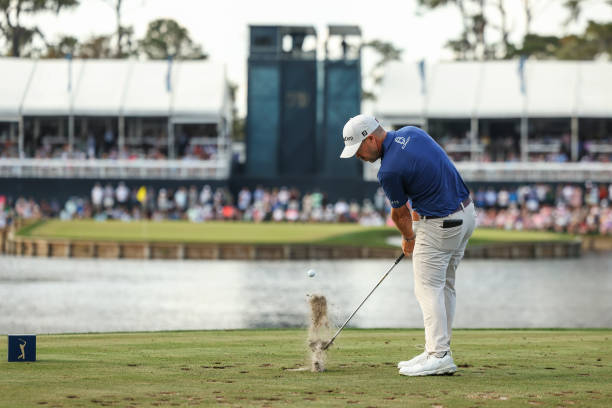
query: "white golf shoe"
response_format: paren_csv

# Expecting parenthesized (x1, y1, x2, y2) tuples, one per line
(397, 351, 428, 369)
(399, 353, 457, 376)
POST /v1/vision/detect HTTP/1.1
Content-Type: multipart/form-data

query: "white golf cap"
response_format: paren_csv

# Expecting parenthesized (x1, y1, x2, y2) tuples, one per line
(340, 115, 380, 158)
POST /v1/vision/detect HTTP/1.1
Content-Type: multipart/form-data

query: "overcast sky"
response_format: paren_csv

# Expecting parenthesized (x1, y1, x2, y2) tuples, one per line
(20, 0, 612, 115)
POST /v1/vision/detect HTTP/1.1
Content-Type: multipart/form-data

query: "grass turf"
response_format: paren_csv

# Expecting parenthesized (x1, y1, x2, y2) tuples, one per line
(18, 219, 576, 248)
(0, 329, 610, 407)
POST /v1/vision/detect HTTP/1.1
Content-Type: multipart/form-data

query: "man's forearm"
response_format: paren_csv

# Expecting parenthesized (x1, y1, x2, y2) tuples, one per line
(390, 206, 414, 240)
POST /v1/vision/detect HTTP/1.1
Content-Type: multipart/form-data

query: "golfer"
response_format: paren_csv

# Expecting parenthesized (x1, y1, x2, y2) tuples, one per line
(340, 115, 476, 376)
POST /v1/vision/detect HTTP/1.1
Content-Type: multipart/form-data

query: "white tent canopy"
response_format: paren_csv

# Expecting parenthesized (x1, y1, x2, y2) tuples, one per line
(73, 60, 131, 116)
(21, 59, 85, 116)
(476, 61, 524, 117)
(0, 59, 36, 121)
(0, 57, 229, 122)
(171, 61, 228, 123)
(526, 61, 579, 117)
(122, 60, 173, 117)
(428, 61, 482, 118)
(375, 60, 612, 120)
(577, 63, 612, 117)
(374, 62, 426, 120)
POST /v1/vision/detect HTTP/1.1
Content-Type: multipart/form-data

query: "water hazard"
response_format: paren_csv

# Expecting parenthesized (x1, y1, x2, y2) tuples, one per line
(0, 255, 611, 333)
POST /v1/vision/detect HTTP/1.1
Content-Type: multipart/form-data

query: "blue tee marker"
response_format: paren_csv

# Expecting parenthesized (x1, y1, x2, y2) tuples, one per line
(8, 335, 36, 362)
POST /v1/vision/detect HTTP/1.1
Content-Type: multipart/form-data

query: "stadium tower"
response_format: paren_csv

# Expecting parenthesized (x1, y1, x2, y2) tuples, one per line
(319, 25, 362, 178)
(246, 25, 318, 177)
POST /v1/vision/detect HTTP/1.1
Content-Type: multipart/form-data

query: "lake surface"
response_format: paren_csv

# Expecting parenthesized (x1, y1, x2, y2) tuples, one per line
(1, 255, 611, 334)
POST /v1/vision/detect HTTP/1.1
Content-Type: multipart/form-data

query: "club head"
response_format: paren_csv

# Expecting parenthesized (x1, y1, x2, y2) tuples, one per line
(321, 340, 333, 351)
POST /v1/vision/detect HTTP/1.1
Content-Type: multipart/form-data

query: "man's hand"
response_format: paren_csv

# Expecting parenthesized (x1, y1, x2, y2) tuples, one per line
(402, 233, 416, 256)
(391, 204, 415, 257)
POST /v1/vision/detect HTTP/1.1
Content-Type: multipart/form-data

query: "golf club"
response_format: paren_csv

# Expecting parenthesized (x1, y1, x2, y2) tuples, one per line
(322, 253, 405, 350)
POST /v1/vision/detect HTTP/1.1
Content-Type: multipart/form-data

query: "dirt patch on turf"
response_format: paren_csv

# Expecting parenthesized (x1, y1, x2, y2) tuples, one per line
(307, 294, 332, 372)
(466, 392, 509, 401)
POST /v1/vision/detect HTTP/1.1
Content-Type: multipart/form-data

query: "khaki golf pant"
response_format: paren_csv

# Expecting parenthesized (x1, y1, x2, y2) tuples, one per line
(412, 202, 476, 354)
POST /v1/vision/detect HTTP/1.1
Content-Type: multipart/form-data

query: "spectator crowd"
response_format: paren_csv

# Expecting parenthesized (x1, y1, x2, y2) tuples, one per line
(474, 183, 612, 235)
(2, 182, 612, 236)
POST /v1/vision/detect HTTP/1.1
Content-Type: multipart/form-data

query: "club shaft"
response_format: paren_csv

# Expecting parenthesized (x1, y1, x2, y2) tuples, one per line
(323, 253, 404, 349)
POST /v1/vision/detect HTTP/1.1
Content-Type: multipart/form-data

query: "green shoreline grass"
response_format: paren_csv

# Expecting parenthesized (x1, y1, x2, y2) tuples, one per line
(1, 329, 610, 407)
(18, 219, 577, 248)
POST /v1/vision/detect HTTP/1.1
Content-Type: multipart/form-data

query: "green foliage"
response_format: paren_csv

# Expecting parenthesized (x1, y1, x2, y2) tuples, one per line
(417, 0, 455, 8)
(418, 0, 491, 60)
(114, 24, 136, 57)
(417, 0, 612, 60)
(509, 34, 561, 59)
(0, 1, 204, 60)
(139, 18, 207, 60)
(364, 39, 402, 69)
(42, 34, 77, 58)
(227, 81, 245, 142)
(446, 35, 472, 61)
(0, 0, 78, 56)
(362, 39, 402, 100)
(361, 90, 377, 101)
(565, 0, 583, 24)
(510, 21, 612, 60)
(232, 116, 245, 142)
(43, 32, 133, 59)
(0, 330, 610, 407)
(77, 34, 114, 58)
(583, 20, 612, 55)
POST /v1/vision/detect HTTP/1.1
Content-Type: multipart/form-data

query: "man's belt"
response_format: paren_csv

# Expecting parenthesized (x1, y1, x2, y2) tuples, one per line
(420, 197, 472, 220)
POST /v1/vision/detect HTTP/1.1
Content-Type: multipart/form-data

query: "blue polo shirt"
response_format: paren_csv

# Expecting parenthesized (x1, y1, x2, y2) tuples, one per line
(377, 126, 469, 217)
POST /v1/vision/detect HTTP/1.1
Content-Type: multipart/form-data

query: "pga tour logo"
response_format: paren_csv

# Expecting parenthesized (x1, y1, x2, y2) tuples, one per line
(394, 136, 410, 150)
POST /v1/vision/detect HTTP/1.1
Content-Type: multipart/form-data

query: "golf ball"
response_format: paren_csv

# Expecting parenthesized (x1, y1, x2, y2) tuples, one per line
(307, 269, 316, 278)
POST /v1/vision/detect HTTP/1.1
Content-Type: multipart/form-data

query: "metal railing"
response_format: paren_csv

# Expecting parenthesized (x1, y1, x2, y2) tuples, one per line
(364, 161, 612, 183)
(455, 162, 612, 183)
(0, 157, 231, 179)
(2, 158, 612, 182)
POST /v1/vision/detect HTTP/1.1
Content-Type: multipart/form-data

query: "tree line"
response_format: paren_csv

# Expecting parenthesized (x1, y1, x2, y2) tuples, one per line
(0, 0, 206, 59)
(360, 1, 611, 100)
(417, 0, 612, 60)
(2, 1, 610, 61)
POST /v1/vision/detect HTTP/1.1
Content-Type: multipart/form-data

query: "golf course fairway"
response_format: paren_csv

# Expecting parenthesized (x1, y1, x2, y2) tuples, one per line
(1, 329, 610, 407)
(18, 220, 576, 248)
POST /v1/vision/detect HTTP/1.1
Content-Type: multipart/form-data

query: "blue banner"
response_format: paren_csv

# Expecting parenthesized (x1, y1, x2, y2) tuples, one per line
(66, 53, 73, 92)
(166, 55, 174, 93)
(418, 60, 426, 95)
(518, 55, 527, 95)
